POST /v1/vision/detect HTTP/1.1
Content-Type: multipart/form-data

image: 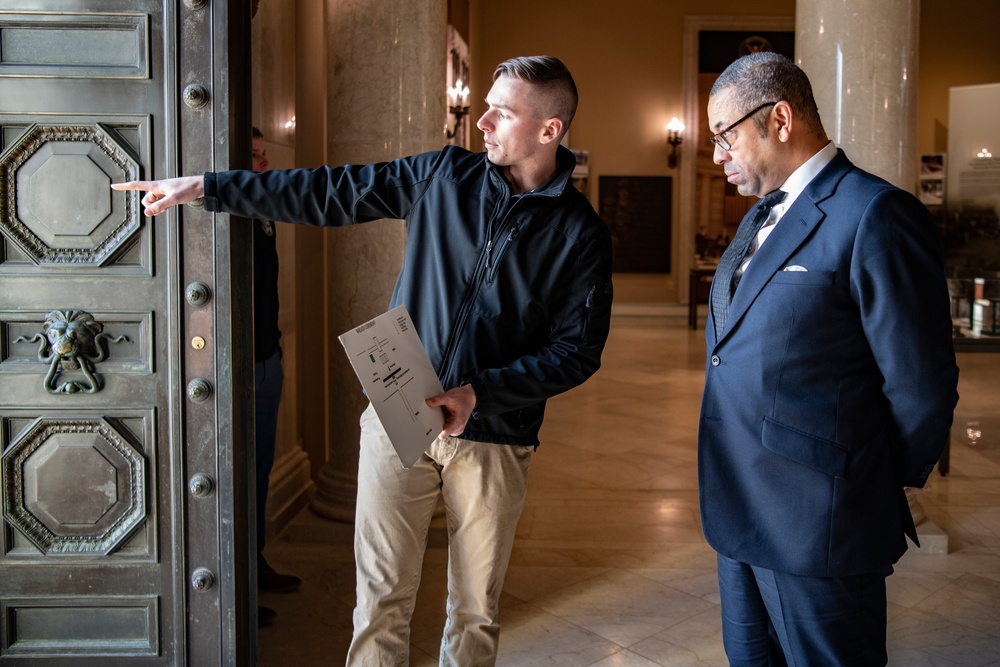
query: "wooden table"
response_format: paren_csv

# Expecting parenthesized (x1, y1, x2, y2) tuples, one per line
(689, 266, 717, 329)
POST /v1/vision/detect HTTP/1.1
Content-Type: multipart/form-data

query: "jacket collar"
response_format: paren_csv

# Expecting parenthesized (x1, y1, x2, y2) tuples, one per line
(485, 144, 576, 198)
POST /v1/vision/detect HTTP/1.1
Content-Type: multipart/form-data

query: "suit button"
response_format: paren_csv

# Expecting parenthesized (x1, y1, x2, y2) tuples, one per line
(711, 355, 721, 366)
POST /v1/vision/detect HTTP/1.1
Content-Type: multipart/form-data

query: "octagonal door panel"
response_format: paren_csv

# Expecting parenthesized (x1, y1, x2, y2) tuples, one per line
(0, 2, 254, 665)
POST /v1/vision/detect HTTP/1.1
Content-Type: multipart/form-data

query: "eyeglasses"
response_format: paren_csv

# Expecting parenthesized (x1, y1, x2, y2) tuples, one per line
(709, 101, 778, 151)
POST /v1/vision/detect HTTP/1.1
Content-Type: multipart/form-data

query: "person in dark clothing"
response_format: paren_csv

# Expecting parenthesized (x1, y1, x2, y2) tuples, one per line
(701, 52, 958, 666)
(250, 127, 301, 629)
(114, 55, 613, 665)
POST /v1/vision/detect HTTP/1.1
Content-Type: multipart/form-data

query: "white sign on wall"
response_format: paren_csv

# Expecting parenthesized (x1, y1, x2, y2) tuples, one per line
(947, 83, 1000, 213)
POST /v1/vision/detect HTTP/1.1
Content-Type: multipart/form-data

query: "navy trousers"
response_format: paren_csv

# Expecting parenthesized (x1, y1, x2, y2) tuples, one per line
(716, 553, 892, 666)
(255, 348, 284, 568)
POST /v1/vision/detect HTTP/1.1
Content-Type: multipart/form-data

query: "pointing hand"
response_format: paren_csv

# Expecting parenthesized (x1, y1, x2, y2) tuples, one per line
(112, 175, 204, 217)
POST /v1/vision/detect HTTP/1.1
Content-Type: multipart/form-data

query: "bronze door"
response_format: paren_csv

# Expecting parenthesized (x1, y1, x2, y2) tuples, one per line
(0, 1, 254, 664)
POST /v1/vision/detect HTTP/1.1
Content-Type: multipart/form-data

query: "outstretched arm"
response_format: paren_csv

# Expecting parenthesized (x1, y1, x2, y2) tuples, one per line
(112, 176, 204, 217)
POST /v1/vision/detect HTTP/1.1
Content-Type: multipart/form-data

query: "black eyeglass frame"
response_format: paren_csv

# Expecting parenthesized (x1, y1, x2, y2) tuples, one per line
(709, 101, 778, 151)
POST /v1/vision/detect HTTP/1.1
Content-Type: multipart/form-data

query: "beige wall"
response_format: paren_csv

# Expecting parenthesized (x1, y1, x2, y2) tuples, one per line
(247, 1, 1000, 531)
(917, 0, 1000, 155)
(470, 0, 1000, 303)
(256, 1, 1000, 310)
(255, 1, 1000, 309)
(470, 0, 797, 303)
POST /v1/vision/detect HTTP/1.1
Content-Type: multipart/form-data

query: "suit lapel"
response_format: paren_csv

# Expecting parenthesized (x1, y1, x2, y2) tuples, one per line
(716, 150, 854, 343)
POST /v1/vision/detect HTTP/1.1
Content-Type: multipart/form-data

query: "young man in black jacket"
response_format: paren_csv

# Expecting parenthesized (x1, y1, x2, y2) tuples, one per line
(115, 55, 613, 665)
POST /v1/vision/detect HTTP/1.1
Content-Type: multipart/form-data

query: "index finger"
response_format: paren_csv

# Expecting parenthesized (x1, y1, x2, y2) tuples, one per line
(111, 180, 157, 192)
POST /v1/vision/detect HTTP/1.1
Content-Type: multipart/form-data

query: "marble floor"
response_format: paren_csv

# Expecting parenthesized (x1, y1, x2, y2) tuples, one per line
(258, 308, 1000, 666)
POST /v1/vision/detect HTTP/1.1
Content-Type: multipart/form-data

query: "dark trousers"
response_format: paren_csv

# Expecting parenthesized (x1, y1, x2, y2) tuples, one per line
(255, 348, 284, 568)
(717, 553, 891, 666)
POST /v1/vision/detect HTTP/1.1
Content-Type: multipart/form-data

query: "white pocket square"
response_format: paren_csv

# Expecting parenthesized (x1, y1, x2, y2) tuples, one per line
(783, 265, 808, 272)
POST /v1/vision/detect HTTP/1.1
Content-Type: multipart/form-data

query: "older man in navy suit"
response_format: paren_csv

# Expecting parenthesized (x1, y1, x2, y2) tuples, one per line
(700, 52, 959, 666)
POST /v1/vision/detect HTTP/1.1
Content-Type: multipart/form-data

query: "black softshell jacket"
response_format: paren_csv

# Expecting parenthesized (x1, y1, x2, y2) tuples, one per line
(203, 144, 613, 447)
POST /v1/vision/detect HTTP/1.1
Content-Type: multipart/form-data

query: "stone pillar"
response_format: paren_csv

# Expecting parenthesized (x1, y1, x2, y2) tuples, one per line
(796, 0, 920, 193)
(309, 0, 447, 521)
(251, 0, 315, 538)
(797, 0, 940, 534)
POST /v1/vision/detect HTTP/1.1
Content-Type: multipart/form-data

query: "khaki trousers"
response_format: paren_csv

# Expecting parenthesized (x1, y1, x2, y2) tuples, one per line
(347, 404, 532, 666)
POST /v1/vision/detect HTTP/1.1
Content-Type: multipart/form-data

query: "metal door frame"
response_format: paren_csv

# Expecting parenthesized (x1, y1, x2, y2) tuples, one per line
(178, 0, 255, 662)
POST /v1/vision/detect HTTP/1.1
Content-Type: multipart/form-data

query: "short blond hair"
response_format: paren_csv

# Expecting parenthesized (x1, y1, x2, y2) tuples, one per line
(493, 56, 578, 139)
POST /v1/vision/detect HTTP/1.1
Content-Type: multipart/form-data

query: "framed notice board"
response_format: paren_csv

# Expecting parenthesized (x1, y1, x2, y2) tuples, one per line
(598, 175, 671, 273)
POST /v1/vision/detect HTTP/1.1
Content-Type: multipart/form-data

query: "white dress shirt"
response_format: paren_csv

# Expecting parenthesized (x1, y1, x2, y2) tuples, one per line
(738, 141, 838, 275)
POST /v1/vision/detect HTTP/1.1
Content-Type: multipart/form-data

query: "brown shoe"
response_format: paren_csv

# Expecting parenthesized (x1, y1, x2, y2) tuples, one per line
(259, 563, 302, 593)
(258, 605, 277, 627)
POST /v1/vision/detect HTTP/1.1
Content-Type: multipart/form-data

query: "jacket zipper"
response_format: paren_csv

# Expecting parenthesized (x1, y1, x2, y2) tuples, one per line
(437, 182, 512, 383)
(438, 184, 552, 385)
(486, 222, 521, 284)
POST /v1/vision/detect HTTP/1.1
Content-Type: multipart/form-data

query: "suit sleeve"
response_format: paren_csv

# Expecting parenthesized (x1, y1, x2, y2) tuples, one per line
(851, 189, 959, 487)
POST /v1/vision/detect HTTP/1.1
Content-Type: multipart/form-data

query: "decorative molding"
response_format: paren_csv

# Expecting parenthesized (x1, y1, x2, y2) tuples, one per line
(678, 16, 796, 303)
(0, 12, 149, 80)
(0, 123, 140, 265)
(1, 417, 146, 556)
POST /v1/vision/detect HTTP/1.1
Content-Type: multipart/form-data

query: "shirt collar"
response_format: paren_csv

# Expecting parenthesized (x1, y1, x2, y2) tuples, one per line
(775, 141, 838, 209)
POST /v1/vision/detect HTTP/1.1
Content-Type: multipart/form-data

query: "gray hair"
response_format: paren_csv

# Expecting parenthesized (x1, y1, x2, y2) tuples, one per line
(710, 52, 824, 137)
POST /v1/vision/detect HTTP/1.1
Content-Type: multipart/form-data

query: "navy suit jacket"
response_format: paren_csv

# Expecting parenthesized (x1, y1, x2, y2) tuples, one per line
(699, 150, 959, 578)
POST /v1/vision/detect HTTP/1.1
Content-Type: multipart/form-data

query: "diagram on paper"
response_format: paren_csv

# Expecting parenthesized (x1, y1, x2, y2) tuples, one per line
(358, 333, 426, 424)
(339, 305, 445, 468)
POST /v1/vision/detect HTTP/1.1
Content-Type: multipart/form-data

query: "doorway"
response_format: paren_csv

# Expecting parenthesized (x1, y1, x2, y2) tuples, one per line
(0, 2, 255, 663)
(677, 15, 795, 304)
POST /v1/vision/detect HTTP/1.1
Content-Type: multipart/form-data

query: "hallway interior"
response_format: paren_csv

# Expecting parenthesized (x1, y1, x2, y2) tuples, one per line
(259, 308, 1000, 666)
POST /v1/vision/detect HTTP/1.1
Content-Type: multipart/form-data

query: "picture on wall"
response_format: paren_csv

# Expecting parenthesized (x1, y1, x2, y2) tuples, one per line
(598, 175, 672, 273)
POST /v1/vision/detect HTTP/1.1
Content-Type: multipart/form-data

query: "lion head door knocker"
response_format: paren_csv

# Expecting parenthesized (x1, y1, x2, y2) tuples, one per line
(14, 310, 130, 394)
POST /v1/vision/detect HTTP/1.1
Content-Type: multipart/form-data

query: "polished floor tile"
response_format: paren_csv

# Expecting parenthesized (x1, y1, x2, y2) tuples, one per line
(260, 311, 1000, 666)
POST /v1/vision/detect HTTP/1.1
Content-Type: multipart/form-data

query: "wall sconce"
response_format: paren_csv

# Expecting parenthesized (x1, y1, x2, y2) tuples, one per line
(666, 117, 685, 169)
(445, 79, 470, 140)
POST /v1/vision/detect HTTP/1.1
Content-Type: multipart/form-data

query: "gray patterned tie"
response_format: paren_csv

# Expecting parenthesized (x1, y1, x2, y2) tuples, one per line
(710, 189, 787, 341)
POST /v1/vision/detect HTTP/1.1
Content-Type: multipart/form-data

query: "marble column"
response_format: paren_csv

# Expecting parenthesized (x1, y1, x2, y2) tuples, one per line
(250, 0, 315, 538)
(309, 0, 447, 521)
(796, 0, 920, 193)
(797, 0, 935, 530)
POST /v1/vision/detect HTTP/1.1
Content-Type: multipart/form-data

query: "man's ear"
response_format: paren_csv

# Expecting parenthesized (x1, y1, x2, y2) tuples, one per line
(773, 101, 793, 143)
(539, 117, 564, 145)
